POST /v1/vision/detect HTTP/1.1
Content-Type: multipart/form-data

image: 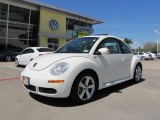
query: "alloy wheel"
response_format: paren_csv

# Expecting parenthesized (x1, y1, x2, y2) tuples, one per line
(134, 65, 142, 82)
(5, 56, 12, 62)
(141, 57, 145, 60)
(78, 76, 95, 101)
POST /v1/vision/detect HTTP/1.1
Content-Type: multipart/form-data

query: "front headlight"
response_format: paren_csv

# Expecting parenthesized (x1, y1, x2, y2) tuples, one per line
(50, 62, 69, 75)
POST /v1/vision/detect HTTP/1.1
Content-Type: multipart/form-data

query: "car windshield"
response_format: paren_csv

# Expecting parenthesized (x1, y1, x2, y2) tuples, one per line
(37, 48, 53, 52)
(55, 37, 99, 53)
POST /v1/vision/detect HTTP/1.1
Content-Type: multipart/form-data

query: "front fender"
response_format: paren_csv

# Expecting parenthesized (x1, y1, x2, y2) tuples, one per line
(62, 57, 101, 94)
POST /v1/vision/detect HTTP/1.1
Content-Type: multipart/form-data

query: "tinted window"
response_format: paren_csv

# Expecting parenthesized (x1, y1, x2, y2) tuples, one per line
(29, 25, 39, 39)
(21, 49, 34, 54)
(21, 49, 28, 54)
(8, 22, 28, 39)
(0, 38, 6, 50)
(95, 38, 122, 54)
(9, 5, 29, 23)
(139, 52, 143, 55)
(120, 41, 132, 54)
(30, 10, 39, 25)
(48, 38, 59, 51)
(27, 49, 34, 53)
(0, 21, 7, 37)
(37, 48, 53, 52)
(0, 3, 8, 20)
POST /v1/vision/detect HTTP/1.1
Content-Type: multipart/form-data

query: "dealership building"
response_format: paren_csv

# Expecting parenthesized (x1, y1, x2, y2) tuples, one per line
(0, 0, 103, 51)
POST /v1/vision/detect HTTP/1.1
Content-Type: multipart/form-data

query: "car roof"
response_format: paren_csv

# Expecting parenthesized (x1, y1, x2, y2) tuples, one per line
(82, 34, 123, 41)
(28, 47, 49, 49)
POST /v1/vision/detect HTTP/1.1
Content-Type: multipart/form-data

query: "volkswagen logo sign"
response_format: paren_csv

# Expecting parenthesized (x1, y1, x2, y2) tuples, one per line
(33, 62, 37, 68)
(50, 20, 58, 30)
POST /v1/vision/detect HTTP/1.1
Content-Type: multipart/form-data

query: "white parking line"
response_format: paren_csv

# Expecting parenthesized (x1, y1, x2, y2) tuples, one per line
(7, 66, 23, 71)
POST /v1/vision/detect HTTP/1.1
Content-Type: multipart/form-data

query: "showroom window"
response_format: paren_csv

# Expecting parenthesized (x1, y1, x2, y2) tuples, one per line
(0, 3, 8, 20)
(29, 25, 39, 39)
(48, 38, 59, 51)
(66, 18, 93, 38)
(9, 5, 30, 23)
(0, 2, 39, 49)
(0, 21, 7, 37)
(0, 38, 6, 50)
(8, 22, 28, 39)
(30, 10, 39, 25)
(7, 39, 28, 49)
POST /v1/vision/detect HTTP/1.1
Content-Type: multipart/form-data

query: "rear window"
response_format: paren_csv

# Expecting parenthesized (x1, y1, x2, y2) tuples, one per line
(37, 48, 53, 52)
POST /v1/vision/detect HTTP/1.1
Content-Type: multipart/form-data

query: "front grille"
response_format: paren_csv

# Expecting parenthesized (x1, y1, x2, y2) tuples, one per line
(24, 85, 36, 92)
(39, 87, 57, 94)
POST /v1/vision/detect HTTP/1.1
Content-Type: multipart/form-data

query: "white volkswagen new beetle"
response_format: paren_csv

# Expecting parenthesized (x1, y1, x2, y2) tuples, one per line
(21, 35, 142, 103)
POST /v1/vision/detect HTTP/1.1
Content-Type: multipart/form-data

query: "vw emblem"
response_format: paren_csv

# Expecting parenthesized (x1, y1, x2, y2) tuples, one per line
(33, 63, 37, 68)
(50, 20, 58, 30)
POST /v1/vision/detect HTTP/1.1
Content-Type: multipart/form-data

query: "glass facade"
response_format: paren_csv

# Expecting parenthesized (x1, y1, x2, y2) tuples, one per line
(0, 2, 39, 50)
(48, 38, 59, 51)
(66, 18, 93, 39)
(0, 3, 8, 20)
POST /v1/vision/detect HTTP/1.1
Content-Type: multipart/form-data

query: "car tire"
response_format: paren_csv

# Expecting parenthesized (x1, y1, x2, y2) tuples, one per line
(141, 56, 145, 60)
(5, 55, 12, 62)
(15, 59, 20, 67)
(70, 73, 98, 104)
(133, 64, 142, 83)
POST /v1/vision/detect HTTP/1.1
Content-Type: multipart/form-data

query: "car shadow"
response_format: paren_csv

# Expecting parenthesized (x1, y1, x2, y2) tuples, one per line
(18, 65, 26, 68)
(29, 78, 145, 107)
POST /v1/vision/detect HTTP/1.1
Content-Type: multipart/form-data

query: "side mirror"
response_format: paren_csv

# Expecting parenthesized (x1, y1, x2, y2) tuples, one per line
(98, 48, 109, 55)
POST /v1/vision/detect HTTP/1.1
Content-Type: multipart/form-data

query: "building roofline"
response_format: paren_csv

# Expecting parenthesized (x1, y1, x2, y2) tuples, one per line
(22, 0, 104, 24)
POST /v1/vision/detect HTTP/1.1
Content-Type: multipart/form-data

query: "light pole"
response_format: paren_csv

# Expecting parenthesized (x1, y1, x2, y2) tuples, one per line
(133, 41, 137, 53)
(155, 30, 160, 54)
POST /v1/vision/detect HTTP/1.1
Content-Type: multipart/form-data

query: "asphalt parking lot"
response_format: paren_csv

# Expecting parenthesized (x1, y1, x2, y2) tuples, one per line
(0, 60, 160, 120)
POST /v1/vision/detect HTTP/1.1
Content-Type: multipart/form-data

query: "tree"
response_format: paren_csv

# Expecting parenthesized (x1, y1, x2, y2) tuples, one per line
(124, 38, 133, 45)
(143, 41, 156, 52)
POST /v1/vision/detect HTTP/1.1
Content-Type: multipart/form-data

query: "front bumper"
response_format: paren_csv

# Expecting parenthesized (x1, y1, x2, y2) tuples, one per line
(21, 68, 73, 98)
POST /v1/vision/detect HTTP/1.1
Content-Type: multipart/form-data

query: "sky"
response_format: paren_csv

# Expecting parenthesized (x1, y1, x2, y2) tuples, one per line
(35, 0, 160, 47)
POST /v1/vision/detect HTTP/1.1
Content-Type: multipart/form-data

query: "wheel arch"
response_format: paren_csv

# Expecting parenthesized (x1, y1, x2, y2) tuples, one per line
(131, 62, 142, 79)
(137, 62, 142, 70)
(131, 55, 143, 79)
(70, 69, 99, 96)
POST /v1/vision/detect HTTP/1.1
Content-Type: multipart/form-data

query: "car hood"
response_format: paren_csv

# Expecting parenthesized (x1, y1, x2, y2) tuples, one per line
(28, 53, 89, 71)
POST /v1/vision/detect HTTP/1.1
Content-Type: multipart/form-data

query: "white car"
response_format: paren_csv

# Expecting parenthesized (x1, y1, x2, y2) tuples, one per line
(16, 47, 53, 66)
(146, 52, 157, 60)
(21, 35, 142, 104)
(137, 52, 152, 60)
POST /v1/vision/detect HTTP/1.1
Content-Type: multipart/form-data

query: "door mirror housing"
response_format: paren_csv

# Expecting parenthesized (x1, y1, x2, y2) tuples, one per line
(98, 48, 109, 55)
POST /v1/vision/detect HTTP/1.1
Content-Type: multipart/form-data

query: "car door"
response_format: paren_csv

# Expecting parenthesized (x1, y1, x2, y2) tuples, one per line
(93, 38, 131, 84)
(118, 40, 133, 78)
(19, 48, 35, 65)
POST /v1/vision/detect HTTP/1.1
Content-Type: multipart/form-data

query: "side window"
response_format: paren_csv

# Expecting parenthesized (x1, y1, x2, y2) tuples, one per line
(95, 38, 122, 54)
(120, 41, 132, 54)
(27, 49, 34, 54)
(21, 49, 34, 54)
(21, 49, 29, 54)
